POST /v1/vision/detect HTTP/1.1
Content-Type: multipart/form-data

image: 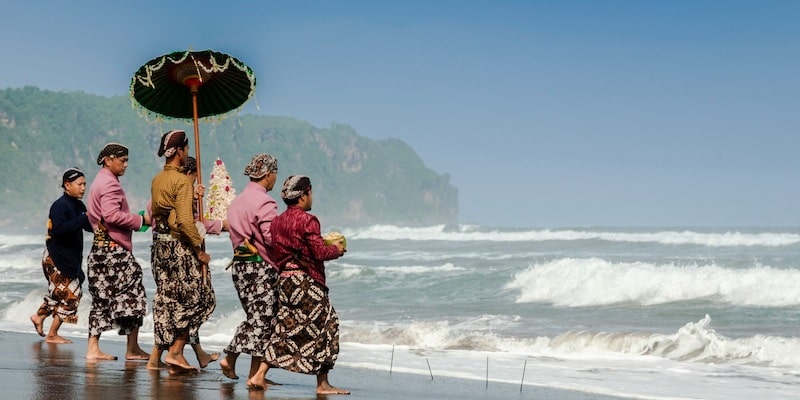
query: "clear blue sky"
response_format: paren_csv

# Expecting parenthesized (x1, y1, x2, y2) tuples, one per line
(1, 1, 798, 227)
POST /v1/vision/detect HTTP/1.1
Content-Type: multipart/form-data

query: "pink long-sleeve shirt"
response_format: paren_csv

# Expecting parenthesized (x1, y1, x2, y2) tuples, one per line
(86, 167, 143, 252)
(227, 181, 277, 266)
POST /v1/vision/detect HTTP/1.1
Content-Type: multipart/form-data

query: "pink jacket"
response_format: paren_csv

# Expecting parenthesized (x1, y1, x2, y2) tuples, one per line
(227, 182, 277, 265)
(86, 168, 143, 252)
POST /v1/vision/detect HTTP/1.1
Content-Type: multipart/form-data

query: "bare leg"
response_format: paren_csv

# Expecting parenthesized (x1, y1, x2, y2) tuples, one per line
(147, 345, 167, 370)
(164, 332, 198, 374)
(86, 335, 117, 360)
(191, 343, 219, 368)
(316, 372, 350, 395)
(220, 351, 239, 379)
(125, 327, 150, 360)
(29, 314, 45, 337)
(247, 356, 279, 385)
(248, 356, 261, 380)
(44, 316, 72, 344)
(246, 361, 270, 390)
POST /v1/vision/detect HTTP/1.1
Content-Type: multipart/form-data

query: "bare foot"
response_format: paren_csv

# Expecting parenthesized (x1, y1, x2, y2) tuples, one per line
(165, 354, 198, 375)
(45, 335, 72, 344)
(317, 384, 351, 395)
(264, 378, 281, 386)
(219, 356, 238, 379)
(197, 351, 219, 368)
(246, 376, 266, 391)
(86, 351, 118, 361)
(167, 362, 199, 375)
(126, 347, 150, 361)
(147, 360, 168, 370)
(30, 314, 45, 337)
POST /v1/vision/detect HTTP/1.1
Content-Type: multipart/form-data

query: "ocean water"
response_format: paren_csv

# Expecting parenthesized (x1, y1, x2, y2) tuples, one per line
(2, 225, 799, 399)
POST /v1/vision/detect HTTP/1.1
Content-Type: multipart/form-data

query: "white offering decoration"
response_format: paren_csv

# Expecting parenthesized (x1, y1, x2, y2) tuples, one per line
(323, 231, 347, 250)
(204, 158, 236, 221)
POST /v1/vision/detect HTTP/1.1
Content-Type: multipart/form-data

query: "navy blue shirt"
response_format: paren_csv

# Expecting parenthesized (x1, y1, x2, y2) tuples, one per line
(46, 194, 92, 281)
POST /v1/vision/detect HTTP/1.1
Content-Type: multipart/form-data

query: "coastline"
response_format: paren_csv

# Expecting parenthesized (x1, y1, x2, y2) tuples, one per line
(2, 330, 634, 400)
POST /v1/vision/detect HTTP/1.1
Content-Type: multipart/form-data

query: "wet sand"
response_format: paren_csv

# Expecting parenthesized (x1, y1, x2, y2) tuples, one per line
(3, 331, 632, 399)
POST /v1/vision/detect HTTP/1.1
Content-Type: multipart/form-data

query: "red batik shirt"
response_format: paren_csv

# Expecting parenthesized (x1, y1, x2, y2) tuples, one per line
(267, 205, 342, 288)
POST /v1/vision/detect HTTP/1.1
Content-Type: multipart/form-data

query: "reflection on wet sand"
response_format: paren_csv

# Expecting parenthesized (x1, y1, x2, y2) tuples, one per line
(148, 368, 200, 400)
(32, 342, 77, 400)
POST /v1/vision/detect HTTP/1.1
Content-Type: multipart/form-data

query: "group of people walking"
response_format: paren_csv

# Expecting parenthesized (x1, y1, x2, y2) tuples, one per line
(30, 129, 350, 395)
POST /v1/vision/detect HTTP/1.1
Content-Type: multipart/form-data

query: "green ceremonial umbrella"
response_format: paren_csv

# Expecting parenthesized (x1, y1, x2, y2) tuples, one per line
(131, 49, 256, 280)
(130, 49, 256, 218)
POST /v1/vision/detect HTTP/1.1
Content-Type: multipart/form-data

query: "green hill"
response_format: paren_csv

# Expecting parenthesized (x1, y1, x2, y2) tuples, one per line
(0, 87, 457, 229)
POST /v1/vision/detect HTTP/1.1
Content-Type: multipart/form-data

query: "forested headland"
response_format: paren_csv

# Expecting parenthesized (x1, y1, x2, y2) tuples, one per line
(0, 87, 458, 229)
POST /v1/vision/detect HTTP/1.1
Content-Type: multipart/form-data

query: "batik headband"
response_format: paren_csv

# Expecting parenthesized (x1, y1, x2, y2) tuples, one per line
(96, 143, 128, 165)
(243, 153, 278, 179)
(158, 129, 188, 158)
(281, 175, 312, 200)
(61, 167, 84, 188)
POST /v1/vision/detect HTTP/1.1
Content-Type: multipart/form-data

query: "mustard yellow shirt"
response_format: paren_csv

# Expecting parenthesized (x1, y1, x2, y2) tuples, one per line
(151, 165, 203, 249)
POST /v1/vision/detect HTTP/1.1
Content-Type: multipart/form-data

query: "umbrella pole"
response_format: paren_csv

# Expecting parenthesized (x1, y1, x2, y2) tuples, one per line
(191, 87, 204, 222)
(190, 86, 209, 283)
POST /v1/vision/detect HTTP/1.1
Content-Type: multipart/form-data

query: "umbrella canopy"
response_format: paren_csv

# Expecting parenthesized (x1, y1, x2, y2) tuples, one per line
(130, 49, 256, 120)
(130, 49, 256, 282)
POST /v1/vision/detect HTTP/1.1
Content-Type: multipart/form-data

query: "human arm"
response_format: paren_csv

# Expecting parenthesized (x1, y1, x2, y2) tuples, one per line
(174, 177, 204, 248)
(255, 197, 278, 247)
(98, 184, 143, 230)
(305, 216, 344, 262)
(49, 197, 90, 236)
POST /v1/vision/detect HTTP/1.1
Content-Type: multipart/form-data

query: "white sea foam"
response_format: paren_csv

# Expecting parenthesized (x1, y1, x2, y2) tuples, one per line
(505, 257, 800, 307)
(330, 262, 465, 277)
(0, 233, 42, 248)
(341, 315, 800, 370)
(345, 225, 800, 247)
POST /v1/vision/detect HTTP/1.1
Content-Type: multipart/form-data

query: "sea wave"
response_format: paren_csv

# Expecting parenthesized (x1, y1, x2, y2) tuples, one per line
(344, 225, 800, 247)
(505, 257, 800, 307)
(341, 315, 800, 369)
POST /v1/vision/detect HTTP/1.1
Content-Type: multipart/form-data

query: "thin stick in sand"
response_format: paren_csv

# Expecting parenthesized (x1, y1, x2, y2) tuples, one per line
(426, 358, 433, 380)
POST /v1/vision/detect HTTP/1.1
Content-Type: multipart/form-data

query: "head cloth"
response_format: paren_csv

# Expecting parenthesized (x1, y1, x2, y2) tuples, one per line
(243, 153, 278, 179)
(281, 175, 312, 200)
(158, 129, 188, 158)
(96, 143, 128, 165)
(61, 167, 84, 188)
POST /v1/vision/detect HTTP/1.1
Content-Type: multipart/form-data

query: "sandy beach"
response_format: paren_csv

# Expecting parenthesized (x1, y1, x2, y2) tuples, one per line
(2, 330, 635, 400)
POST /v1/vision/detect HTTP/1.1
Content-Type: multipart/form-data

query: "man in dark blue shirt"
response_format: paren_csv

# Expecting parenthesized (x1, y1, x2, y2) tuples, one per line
(30, 168, 92, 343)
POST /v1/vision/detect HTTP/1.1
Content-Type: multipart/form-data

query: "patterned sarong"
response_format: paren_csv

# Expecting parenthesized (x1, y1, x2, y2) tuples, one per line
(224, 260, 278, 356)
(151, 235, 215, 348)
(87, 233, 147, 337)
(37, 250, 82, 324)
(263, 268, 340, 374)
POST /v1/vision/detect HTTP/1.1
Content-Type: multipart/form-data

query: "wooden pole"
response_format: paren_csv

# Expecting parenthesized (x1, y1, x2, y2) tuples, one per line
(190, 85, 208, 283)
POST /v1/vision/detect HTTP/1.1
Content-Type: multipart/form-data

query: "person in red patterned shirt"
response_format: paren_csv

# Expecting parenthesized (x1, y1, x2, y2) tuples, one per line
(247, 175, 349, 395)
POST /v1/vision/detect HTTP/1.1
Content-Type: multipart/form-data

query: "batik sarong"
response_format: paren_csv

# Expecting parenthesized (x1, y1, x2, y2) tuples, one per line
(224, 260, 278, 356)
(263, 267, 340, 374)
(87, 232, 147, 337)
(36, 250, 82, 324)
(151, 234, 215, 348)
